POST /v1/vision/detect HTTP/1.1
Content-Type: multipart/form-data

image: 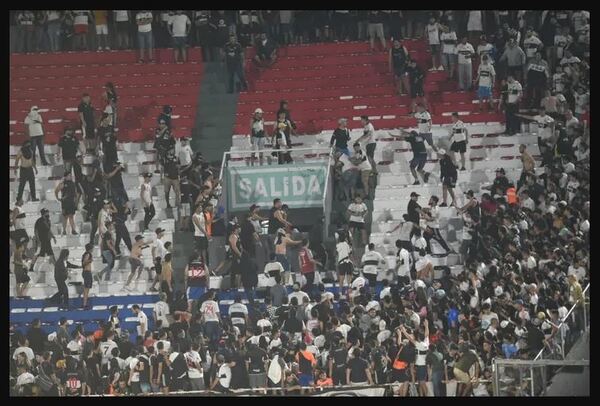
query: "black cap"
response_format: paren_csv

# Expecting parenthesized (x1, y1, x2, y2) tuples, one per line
(250, 204, 260, 211)
(495, 168, 506, 174)
(155, 227, 164, 234)
(465, 190, 475, 197)
(410, 192, 420, 197)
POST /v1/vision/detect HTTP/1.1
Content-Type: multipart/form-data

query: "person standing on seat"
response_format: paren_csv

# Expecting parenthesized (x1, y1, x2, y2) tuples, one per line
(456, 37, 475, 91)
(141, 173, 155, 231)
(78, 94, 96, 154)
(422, 196, 455, 255)
(448, 112, 469, 171)
(14, 140, 38, 202)
(250, 108, 266, 165)
(168, 10, 191, 63)
(503, 75, 523, 136)
(29, 208, 56, 272)
(438, 149, 458, 207)
(412, 103, 437, 152)
(49, 249, 81, 310)
(135, 10, 154, 63)
(54, 172, 80, 235)
(224, 34, 248, 93)
(24, 106, 48, 165)
(357, 116, 378, 176)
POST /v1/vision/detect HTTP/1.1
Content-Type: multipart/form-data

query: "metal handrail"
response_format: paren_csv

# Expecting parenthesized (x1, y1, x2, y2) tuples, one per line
(533, 283, 590, 361)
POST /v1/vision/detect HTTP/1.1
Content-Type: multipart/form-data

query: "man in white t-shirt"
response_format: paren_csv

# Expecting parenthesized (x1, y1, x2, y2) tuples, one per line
(350, 142, 373, 199)
(136, 10, 154, 63)
(132, 305, 148, 336)
(425, 17, 442, 71)
(357, 116, 378, 174)
(504, 75, 523, 135)
(210, 354, 232, 392)
(228, 295, 249, 335)
(185, 343, 204, 390)
(336, 151, 359, 201)
(152, 227, 168, 260)
(154, 292, 171, 328)
(456, 37, 475, 91)
(347, 195, 368, 246)
(200, 290, 221, 345)
(440, 24, 458, 80)
(448, 112, 469, 170)
(168, 11, 191, 63)
(395, 239, 412, 286)
(516, 107, 555, 146)
(99, 330, 118, 366)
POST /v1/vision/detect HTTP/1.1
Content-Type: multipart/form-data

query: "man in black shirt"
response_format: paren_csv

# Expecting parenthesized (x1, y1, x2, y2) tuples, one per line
(438, 148, 458, 207)
(77, 93, 96, 153)
(29, 208, 56, 272)
(154, 120, 175, 177)
(163, 154, 181, 209)
(57, 128, 81, 176)
(328, 339, 349, 385)
(406, 59, 427, 113)
(330, 118, 351, 156)
(346, 348, 373, 385)
(407, 192, 422, 224)
(240, 212, 259, 259)
(484, 168, 511, 196)
(390, 129, 431, 185)
(223, 34, 248, 93)
(113, 201, 132, 257)
(98, 113, 117, 172)
(105, 162, 129, 208)
(254, 32, 277, 67)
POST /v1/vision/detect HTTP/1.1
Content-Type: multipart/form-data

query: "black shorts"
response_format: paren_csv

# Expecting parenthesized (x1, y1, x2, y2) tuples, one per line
(15, 268, 30, 284)
(391, 368, 409, 383)
(366, 143, 376, 158)
(451, 140, 467, 153)
(195, 236, 208, 251)
(349, 221, 365, 230)
(394, 66, 407, 77)
(82, 271, 93, 289)
(410, 154, 427, 171)
(338, 262, 353, 276)
(443, 176, 457, 188)
(62, 201, 77, 216)
(84, 126, 96, 140)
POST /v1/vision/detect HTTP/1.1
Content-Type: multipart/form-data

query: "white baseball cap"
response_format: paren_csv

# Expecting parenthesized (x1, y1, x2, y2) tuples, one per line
(254, 108, 263, 114)
(438, 148, 446, 156)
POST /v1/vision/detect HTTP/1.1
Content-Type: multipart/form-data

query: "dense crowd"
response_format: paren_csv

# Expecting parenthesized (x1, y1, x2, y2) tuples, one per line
(10, 10, 590, 397)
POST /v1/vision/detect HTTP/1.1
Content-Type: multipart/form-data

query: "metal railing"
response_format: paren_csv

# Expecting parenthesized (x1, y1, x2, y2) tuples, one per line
(533, 283, 590, 361)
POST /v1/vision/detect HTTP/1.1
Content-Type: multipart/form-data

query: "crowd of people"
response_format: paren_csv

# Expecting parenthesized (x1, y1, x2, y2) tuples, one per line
(10, 10, 590, 397)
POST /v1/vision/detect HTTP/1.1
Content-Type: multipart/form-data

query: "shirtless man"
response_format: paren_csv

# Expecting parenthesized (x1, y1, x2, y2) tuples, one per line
(81, 243, 94, 308)
(124, 235, 151, 290)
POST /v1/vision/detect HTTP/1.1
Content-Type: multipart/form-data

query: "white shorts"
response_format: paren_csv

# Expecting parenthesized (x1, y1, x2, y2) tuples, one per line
(96, 24, 108, 35)
(251, 136, 266, 151)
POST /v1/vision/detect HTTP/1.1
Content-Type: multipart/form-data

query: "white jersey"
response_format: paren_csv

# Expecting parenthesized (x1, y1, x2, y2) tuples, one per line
(507, 81, 522, 104)
(362, 122, 376, 145)
(415, 337, 430, 366)
(450, 120, 467, 143)
(477, 43, 494, 62)
(154, 300, 170, 327)
(533, 114, 554, 140)
(348, 202, 368, 223)
(477, 63, 496, 88)
(426, 206, 441, 229)
(99, 340, 118, 365)
(361, 250, 385, 275)
(426, 23, 440, 45)
(440, 31, 457, 54)
(200, 300, 220, 322)
(456, 43, 475, 65)
(185, 350, 203, 379)
(228, 302, 249, 326)
(141, 182, 152, 206)
(414, 111, 432, 133)
(523, 35, 542, 58)
(193, 212, 206, 237)
(397, 248, 412, 277)
(336, 241, 352, 263)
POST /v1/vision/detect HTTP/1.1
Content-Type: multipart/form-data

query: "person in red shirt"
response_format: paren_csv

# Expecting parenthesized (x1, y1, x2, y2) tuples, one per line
(298, 239, 322, 294)
(315, 370, 333, 388)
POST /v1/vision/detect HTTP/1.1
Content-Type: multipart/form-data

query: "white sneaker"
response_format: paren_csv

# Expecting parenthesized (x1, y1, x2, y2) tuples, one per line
(97, 47, 103, 51)
(438, 65, 445, 71)
(428, 67, 437, 72)
(105, 47, 111, 51)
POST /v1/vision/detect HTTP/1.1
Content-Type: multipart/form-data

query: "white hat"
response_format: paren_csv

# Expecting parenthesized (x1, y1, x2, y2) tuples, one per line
(254, 108, 263, 114)
(580, 220, 590, 232)
(529, 283, 537, 290)
(547, 205, 557, 214)
(438, 149, 446, 156)
(414, 279, 426, 289)
(527, 257, 537, 269)
(494, 286, 504, 296)
(519, 220, 529, 231)
(366, 301, 379, 312)
(500, 320, 509, 329)
(483, 297, 492, 306)
(564, 162, 575, 173)
(47, 332, 57, 342)
(277, 228, 286, 235)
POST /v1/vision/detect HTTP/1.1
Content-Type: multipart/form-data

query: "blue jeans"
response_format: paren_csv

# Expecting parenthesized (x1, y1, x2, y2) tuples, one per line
(204, 321, 221, 348)
(431, 370, 444, 396)
(100, 250, 114, 281)
(336, 146, 351, 157)
(47, 21, 61, 51)
(137, 31, 154, 52)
